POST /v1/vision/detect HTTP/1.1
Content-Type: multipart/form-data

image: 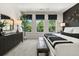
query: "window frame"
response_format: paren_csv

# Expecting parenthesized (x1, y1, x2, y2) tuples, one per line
(21, 12, 57, 33)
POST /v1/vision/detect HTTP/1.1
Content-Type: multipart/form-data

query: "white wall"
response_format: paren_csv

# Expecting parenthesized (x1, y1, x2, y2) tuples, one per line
(0, 4, 21, 19)
(56, 12, 63, 32)
(0, 4, 22, 33)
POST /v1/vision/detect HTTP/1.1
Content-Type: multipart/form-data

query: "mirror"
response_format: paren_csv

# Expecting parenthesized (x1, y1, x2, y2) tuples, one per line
(0, 19, 14, 31)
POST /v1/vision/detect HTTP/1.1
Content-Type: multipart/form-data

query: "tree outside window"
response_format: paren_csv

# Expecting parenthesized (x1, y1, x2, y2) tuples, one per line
(48, 15, 57, 32)
(20, 15, 32, 32)
(36, 15, 44, 32)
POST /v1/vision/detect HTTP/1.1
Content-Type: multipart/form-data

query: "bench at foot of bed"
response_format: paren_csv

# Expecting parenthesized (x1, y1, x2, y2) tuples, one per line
(37, 37, 49, 56)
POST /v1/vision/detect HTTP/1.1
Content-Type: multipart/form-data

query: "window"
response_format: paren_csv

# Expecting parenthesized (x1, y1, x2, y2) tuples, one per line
(21, 15, 32, 32)
(48, 15, 57, 32)
(36, 15, 44, 32)
(20, 13, 57, 33)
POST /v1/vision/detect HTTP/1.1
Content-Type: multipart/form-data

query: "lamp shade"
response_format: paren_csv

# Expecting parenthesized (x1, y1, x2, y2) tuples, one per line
(60, 23, 65, 27)
(14, 19, 22, 25)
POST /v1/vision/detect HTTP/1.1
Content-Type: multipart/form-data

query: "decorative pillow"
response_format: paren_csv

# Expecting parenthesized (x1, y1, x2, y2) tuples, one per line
(64, 27, 73, 33)
(72, 27, 79, 33)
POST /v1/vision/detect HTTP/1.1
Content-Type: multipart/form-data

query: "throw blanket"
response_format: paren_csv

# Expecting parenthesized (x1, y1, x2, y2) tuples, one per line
(53, 41, 73, 48)
(44, 33, 56, 38)
(49, 36, 67, 42)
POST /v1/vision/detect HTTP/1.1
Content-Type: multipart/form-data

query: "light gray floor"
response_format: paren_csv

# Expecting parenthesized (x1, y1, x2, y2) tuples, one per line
(4, 39, 45, 56)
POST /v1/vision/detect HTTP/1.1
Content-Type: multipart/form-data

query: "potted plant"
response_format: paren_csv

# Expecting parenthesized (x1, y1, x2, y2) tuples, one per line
(0, 20, 6, 35)
(0, 21, 6, 28)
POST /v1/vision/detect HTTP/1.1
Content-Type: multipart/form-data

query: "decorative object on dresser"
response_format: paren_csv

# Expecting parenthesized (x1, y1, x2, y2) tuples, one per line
(16, 25, 19, 33)
(0, 20, 6, 36)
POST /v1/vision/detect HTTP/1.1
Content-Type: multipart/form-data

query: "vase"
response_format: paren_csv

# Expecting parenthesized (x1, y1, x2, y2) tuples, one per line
(0, 28, 3, 36)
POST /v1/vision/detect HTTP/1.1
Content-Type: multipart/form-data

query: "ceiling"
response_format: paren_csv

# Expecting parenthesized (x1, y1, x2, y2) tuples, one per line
(0, 3, 77, 13)
(16, 3, 77, 13)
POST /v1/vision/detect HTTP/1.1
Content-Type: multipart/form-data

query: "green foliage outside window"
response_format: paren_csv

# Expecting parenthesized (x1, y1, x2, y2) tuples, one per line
(37, 20, 44, 32)
(20, 15, 56, 32)
(49, 20, 55, 32)
(20, 16, 32, 32)
(0, 20, 7, 29)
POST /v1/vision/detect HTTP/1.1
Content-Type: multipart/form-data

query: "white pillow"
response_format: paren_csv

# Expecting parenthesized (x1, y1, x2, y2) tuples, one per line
(64, 27, 73, 33)
(72, 27, 79, 33)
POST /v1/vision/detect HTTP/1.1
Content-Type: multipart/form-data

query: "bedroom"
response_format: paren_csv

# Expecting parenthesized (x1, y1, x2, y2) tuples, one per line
(0, 1, 79, 56)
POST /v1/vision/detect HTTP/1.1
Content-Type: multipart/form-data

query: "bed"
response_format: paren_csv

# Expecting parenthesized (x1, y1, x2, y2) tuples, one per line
(44, 27, 79, 56)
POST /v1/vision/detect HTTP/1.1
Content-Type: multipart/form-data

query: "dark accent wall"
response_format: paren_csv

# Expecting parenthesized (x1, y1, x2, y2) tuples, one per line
(63, 3, 79, 27)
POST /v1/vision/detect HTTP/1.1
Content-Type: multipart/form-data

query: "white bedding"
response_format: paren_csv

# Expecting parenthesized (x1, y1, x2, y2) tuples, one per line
(44, 33, 79, 56)
(55, 43, 79, 56)
(44, 27, 79, 56)
(54, 33, 79, 56)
